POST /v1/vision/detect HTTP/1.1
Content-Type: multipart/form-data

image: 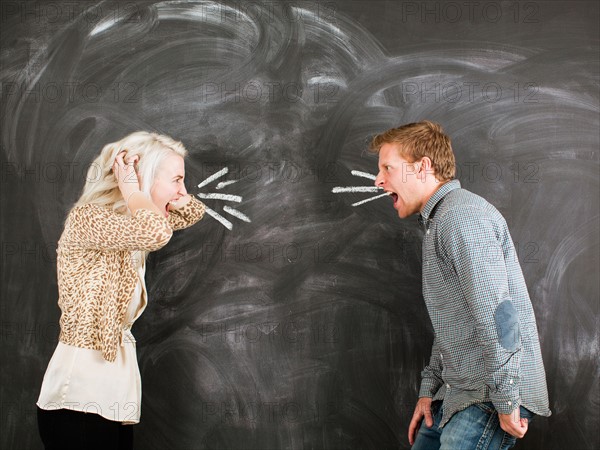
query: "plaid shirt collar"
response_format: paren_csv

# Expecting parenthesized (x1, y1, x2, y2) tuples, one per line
(418, 179, 461, 227)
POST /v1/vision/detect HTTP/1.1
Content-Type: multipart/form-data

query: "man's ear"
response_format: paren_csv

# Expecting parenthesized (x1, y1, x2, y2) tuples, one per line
(416, 157, 433, 181)
(419, 157, 433, 171)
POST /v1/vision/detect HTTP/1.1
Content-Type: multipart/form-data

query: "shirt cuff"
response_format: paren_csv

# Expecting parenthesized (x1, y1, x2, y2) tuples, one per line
(490, 373, 521, 414)
(419, 377, 442, 398)
(492, 396, 521, 415)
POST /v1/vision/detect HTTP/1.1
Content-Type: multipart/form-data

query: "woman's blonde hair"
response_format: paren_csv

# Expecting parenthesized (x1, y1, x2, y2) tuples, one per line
(75, 131, 188, 214)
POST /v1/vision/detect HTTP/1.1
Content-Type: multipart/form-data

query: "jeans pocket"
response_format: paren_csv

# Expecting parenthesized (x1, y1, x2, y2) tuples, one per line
(430, 400, 443, 415)
(473, 401, 496, 414)
(520, 406, 535, 422)
(500, 431, 517, 450)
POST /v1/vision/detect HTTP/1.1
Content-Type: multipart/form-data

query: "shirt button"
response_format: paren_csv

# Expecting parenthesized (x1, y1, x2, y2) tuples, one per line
(509, 379, 514, 384)
(507, 401, 512, 406)
(446, 384, 450, 388)
(440, 353, 443, 359)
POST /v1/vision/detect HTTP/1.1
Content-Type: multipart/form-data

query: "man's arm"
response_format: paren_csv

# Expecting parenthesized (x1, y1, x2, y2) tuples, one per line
(439, 205, 524, 435)
(499, 408, 529, 438)
(418, 337, 444, 398)
(408, 397, 433, 446)
(408, 338, 444, 444)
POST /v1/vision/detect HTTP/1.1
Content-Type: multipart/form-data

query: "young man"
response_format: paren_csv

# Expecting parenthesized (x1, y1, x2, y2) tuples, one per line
(371, 121, 550, 449)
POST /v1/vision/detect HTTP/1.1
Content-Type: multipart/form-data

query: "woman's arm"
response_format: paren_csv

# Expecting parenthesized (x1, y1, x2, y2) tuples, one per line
(167, 195, 206, 230)
(61, 152, 175, 252)
(114, 151, 164, 217)
(63, 205, 172, 252)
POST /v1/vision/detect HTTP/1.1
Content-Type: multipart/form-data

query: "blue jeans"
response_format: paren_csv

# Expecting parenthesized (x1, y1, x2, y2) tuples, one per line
(412, 401, 535, 450)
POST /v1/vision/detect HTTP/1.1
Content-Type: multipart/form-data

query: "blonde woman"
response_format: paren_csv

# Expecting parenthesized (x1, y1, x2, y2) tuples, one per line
(36, 132, 206, 449)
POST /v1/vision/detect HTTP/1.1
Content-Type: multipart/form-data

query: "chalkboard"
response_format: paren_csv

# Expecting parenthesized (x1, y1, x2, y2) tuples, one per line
(1, 1, 598, 449)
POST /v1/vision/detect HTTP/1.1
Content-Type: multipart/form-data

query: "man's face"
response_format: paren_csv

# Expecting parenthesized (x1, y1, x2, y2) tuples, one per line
(374, 143, 426, 219)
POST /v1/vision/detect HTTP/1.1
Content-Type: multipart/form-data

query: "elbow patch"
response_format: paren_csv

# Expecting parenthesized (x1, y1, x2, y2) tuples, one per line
(494, 300, 521, 352)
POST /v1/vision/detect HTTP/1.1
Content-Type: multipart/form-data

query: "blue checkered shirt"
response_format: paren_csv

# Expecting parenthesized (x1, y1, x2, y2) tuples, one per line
(418, 180, 551, 427)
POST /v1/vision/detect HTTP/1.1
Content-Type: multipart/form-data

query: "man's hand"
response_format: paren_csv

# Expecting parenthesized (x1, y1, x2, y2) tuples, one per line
(499, 408, 528, 439)
(408, 397, 433, 446)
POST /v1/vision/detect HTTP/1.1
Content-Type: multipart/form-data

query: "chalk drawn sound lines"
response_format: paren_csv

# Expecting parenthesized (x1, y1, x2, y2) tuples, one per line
(197, 167, 251, 230)
(332, 170, 391, 207)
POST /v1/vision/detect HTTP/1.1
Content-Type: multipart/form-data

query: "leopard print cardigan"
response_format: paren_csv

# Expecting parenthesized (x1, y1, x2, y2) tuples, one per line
(56, 196, 205, 362)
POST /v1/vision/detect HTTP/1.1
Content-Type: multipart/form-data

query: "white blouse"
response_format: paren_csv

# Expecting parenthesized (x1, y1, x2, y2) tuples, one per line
(37, 257, 147, 424)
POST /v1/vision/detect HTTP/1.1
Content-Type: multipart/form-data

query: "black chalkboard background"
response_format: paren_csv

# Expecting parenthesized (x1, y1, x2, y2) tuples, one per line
(1, 1, 598, 449)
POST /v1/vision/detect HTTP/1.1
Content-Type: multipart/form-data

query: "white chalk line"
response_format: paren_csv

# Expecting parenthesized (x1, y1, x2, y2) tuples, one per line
(223, 206, 251, 222)
(332, 169, 391, 208)
(203, 206, 233, 231)
(351, 170, 376, 180)
(197, 167, 229, 189)
(332, 186, 382, 193)
(195, 167, 250, 230)
(351, 192, 392, 207)
(216, 180, 238, 190)
(197, 192, 242, 202)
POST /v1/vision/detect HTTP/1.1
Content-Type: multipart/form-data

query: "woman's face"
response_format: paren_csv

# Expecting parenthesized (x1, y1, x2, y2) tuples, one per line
(150, 152, 187, 217)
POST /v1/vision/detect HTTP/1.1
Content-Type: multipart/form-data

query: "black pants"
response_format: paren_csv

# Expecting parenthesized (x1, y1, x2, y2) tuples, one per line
(37, 407, 133, 450)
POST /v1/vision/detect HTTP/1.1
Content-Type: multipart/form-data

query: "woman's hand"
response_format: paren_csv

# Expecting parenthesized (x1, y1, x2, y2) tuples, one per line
(113, 151, 141, 200)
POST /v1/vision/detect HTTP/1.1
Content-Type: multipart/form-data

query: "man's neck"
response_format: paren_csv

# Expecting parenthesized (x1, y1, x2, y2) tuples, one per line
(420, 178, 451, 215)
